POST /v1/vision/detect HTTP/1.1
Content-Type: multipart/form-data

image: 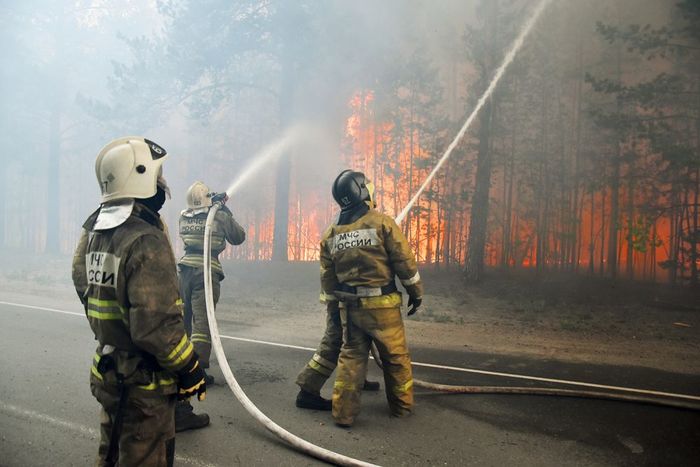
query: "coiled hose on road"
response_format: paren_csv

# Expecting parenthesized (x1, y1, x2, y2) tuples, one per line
(203, 203, 700, 467)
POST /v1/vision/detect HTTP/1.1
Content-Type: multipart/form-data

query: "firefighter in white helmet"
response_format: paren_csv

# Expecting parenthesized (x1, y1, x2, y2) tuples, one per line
(178, 181, 245, 381)
(320, 170, 423, 427)
(72, 137, 208, 466)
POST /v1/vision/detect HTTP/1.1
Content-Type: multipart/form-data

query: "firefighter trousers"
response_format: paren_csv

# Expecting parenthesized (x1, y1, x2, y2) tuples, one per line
(178, 265, 221, 368)
(332, 306, 413, 425)
(92, 383, 176, 467)
(295, 304, 343, 394)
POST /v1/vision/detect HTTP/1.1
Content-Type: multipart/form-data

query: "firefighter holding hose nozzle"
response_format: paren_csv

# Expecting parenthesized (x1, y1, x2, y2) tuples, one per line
(317, 170, 423, 427)
(72, 137, 208, 466)
(178, 181, 245, 386)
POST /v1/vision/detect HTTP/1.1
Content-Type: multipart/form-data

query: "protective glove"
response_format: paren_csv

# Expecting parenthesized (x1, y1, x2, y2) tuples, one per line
(210, 192, 229, 205)
(407, 296, 422, 316)
(177, 356, 207, 401)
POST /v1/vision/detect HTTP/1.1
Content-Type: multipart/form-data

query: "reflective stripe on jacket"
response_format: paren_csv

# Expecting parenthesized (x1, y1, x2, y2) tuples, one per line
(178, 205, 245, 276)
(72, 202, 192, 394)
(320, 209, 423, 307)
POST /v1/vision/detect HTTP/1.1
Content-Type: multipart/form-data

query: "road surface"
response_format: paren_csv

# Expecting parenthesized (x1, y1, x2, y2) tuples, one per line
(1, 296, 698, 466)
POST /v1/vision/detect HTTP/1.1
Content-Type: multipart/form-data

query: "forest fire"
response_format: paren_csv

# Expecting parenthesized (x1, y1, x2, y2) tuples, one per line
(6, 0, 696, 288)
(215, 86, 688, 288)
(329, 89, 686, 285)
(343, 91, 447, 263)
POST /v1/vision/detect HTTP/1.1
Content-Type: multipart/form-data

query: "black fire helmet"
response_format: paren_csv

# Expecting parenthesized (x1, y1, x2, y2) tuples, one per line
(332, 170, 370, 210)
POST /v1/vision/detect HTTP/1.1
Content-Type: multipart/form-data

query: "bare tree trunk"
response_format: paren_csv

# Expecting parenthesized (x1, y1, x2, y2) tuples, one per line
(692, 167, 699, 287)
(588, 190, 595, 275)
(404, 95, 416, 240)
(607, 141, 621, 278)
(651, 221, 657, 282)
(691, 77, 700, 286)
(0, 141, 5, 248)
(45, 106, 61, 254)
(625, 168, 635, 279)
(465, 99, 494, 281)
(435, 168, 443, 266)
(272, 153, 291, 261)
(502, 95, 516, 268)
(599, 187, 607, 276)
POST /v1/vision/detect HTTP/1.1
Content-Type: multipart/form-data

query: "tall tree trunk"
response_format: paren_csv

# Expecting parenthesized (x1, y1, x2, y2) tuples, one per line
(271, 52, 297, 261)
(465, 99, 494, 281)
(405, 93, 416, 241)
(502, 94, 516, 268)
(0, 144, 5, 249)
(272, 153, 291, 261)
(607, 141, 621, 278)
(599, 187, 607, 276)
(625, 169, 635, 279)
(45, 106, 61, 254)
(691, 76, 700, 286)
(588, 190, 595, 275)
(571, 53, 584, 271)
(606, 37, 624, 278)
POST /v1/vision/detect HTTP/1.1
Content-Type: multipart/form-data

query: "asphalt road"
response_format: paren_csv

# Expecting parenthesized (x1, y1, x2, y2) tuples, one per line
(1, 298, 699, 467)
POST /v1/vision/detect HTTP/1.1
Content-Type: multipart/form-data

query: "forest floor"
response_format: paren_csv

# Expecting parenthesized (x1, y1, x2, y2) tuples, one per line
(1, 254, 698, 375)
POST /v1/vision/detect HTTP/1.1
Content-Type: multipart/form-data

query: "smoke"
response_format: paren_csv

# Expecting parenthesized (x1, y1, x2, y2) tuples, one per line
(395, 0, 553, 224)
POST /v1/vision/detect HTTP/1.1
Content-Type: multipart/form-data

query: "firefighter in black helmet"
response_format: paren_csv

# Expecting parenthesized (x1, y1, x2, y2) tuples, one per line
(294, 170, 382, 411)
(306, 169, 422, 426)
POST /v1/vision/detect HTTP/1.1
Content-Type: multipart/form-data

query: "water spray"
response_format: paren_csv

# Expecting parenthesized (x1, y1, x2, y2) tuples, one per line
(395, 0, 552, 224)
(225, 123, 310, 198)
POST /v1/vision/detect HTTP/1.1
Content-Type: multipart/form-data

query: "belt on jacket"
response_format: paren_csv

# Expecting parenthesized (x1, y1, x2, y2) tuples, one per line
(184, 246, 204, 255)
(335, 281, 397, 298)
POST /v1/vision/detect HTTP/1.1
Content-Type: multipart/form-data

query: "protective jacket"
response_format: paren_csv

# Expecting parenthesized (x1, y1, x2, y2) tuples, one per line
(178, 205, 245, 276)
(72, 202, 195, 396)
(320, 208, 423, 308)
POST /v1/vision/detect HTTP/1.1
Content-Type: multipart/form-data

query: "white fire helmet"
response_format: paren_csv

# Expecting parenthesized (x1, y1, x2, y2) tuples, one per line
(186, 181, 213, 210)
(95, 136, 169, 203)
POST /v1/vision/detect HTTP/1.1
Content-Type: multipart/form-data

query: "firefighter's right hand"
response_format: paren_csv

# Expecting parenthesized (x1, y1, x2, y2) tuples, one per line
(177, 358, 207, 401)
(210, 192, 229, 205)
(407, 296, 422, 316)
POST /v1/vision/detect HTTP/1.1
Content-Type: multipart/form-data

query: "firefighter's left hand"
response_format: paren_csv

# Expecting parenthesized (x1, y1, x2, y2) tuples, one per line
(177, 359, 207, 401)
(407, 296, 422, 316)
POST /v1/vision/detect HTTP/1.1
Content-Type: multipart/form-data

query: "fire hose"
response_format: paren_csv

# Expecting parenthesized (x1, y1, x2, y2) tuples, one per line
(203, 202, 380, 467)
(368, 344, 700, 412)
(202, 202, 700, 467)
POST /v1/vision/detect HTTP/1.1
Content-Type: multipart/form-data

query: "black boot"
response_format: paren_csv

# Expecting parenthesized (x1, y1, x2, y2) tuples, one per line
(363, 380, 380, 391)
(295, 389, 332, 411)
(175, 400, 210, 432)
(205, 374, 215, 385)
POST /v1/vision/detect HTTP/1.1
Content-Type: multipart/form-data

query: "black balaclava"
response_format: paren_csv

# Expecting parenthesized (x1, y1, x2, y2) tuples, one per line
(137, 186, 166, 214)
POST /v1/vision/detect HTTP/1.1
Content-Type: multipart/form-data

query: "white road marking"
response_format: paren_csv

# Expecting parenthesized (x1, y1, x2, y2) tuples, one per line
(0, 300, 83, 316)
(0, 403, 218, 467)
(1, 402, 98, 438)
(3, 299, 699, 402)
